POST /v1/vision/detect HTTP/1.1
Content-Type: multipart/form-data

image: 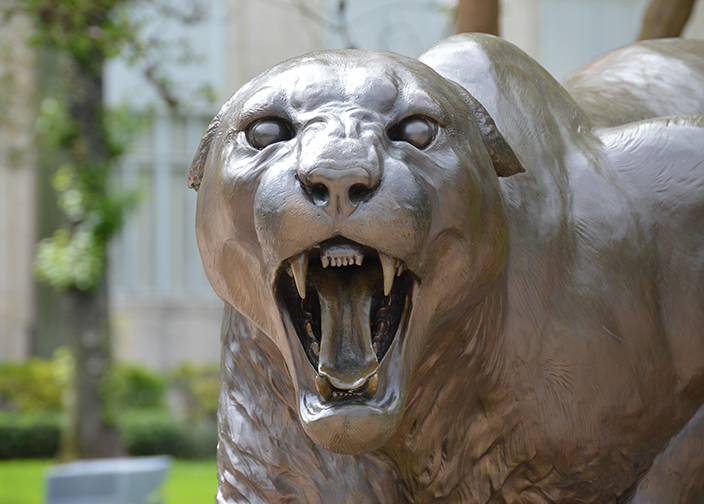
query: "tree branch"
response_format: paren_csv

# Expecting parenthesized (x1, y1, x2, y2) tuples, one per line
(455, 0, 499, 36)
(638, 0, 697, 40)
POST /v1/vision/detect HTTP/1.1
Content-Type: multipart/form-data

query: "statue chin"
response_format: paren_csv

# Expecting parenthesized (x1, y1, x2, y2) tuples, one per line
(298, 391, 404, 454)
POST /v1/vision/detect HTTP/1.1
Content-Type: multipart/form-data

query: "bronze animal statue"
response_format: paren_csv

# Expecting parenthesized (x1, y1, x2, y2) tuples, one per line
(188, 34, 704, 503)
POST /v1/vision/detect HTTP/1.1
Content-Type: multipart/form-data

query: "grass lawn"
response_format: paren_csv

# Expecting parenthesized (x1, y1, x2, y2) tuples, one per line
(0, 458, 217, 504)
(163, 459, 218, 504)
(0, 459, 49, 504)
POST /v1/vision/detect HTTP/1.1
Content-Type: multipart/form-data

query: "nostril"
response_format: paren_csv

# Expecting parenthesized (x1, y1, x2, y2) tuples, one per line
(300, 166, 376, 217)
(309, 183, 329, 205)
(348, 183, 371, 204)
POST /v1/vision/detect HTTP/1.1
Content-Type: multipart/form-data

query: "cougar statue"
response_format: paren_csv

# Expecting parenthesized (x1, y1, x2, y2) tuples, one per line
(188, 34, 704, 503)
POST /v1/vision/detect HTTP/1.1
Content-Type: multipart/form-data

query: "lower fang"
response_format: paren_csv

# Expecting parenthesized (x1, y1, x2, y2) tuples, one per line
(364, 374, 379, 398)
(316, 375, 332, 399)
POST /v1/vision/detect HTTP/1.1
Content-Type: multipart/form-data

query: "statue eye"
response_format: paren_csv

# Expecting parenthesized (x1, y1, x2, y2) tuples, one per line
(246, 118, 294, 149)
(389, 116, 437, 149)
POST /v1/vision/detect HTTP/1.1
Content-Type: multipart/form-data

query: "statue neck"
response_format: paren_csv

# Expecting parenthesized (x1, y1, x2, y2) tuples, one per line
(379, 281, 528, 503)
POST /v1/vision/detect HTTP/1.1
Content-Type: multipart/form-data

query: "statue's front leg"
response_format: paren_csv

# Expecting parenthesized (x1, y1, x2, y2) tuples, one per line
(217, 305, 402, 504)
(628, 403, 704, 504)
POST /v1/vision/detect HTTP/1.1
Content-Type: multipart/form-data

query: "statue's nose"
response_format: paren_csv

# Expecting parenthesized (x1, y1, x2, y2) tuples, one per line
(300, 166, 374, 220)
(296, 116, 381, 220)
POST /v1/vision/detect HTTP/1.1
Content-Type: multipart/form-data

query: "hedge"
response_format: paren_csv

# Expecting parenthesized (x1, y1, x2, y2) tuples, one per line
(0, 356, 219, 459)
(0, 411, 216, 460)
(0, 413, 61, 459)
(119, 410, 217, 459)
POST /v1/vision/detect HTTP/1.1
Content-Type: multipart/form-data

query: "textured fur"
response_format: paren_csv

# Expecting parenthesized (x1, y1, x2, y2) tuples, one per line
(190, 35, 704, 503)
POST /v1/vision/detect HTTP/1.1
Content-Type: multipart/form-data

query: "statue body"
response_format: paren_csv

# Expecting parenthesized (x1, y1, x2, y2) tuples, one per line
(189, 35, 704, 503)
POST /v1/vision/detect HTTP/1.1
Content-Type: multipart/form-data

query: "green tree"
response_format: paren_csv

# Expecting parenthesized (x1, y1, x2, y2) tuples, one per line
(638, 0, 698, 39)
(1, 0, 138, 458)
(0, 0, 195, 459)
(455, 0, 499, 36)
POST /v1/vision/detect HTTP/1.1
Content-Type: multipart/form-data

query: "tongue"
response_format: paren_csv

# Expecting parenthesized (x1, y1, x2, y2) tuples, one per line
(308, 266, 380, 390)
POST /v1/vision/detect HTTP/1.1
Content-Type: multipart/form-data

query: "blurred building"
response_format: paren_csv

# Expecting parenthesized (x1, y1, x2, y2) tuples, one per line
(2, 0, 703, 369)
(0, 15, 37, 361)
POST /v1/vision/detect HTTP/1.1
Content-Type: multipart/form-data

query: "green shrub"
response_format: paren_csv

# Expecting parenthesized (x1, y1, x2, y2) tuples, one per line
(184, 421, 218, 459)
(0, 412, 61, 459)
(102, 363, 167, 424)
(119, 410, 216, 459)
(170, 364, 220, 423)
(108, 363, 167, 410)
(0, 409, 217, 460)
(0, 359, 63, 413)
(0, 358, 218, 459)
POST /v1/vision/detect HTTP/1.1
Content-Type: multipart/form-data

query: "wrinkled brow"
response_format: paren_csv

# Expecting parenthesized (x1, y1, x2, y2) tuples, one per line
(285, 68, 402, 114)
(235, 85, 290, 129)
(234, 63, 449, 127)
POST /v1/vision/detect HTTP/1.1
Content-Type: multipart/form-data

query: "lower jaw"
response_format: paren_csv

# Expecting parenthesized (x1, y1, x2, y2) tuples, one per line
(290, 306, 410, 455)
(298, 392, 404, 454)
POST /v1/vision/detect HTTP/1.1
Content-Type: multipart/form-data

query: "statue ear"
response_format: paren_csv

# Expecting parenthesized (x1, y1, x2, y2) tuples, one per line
(457, 85, 525, 177)
(188, 114, 221, 191)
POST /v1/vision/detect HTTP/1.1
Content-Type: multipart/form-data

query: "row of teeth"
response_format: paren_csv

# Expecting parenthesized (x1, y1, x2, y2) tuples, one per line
(322, 255, 363, 267)
(315, 373, 379, 400)
(288, 249, 405, 299)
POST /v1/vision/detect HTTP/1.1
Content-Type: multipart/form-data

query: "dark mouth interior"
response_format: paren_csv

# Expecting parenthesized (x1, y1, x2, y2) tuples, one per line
(275, 237, 414, 376)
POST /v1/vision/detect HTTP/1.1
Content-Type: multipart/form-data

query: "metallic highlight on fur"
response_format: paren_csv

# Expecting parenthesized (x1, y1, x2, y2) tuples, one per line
(190, 34, 704, 503)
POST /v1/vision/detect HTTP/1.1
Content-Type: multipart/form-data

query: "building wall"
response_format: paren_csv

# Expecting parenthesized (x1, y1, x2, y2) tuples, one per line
(225, 0, 327, 92)
(108, 0, 328, 370)
(0, 15, 37, 361)
(325, 0, 454, 55)
(685, 0, 704, 38)
(110, 113, 222, 370)
(502, 0, 704, 79)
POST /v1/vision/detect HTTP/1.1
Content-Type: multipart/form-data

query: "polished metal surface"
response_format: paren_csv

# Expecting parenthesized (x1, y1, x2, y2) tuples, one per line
(189, 34, 704, 503)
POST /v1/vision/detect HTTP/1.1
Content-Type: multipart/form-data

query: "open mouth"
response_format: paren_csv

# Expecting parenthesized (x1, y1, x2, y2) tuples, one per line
(276, 237, 415, 403)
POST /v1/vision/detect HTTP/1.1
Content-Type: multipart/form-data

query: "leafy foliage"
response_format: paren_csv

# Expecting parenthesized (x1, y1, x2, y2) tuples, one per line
(32, 95, 142, 290)
(103, 363, 168, 423)
(0, 409, 217, 460)
(1, 0, 150, 292)
(4, 0, 208, 294)
(0, 354, 167, 415)
(0, 359, 63, 413)
(5, 0, 133, 75)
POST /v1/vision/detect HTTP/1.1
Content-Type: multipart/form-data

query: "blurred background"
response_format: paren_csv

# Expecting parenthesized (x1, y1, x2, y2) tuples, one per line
(1, 0, 703, 502)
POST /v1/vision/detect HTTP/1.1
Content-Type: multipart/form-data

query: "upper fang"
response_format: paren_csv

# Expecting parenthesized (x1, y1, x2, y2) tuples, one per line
(290, 251, 309, 299)
(379, 252, 398, 296)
